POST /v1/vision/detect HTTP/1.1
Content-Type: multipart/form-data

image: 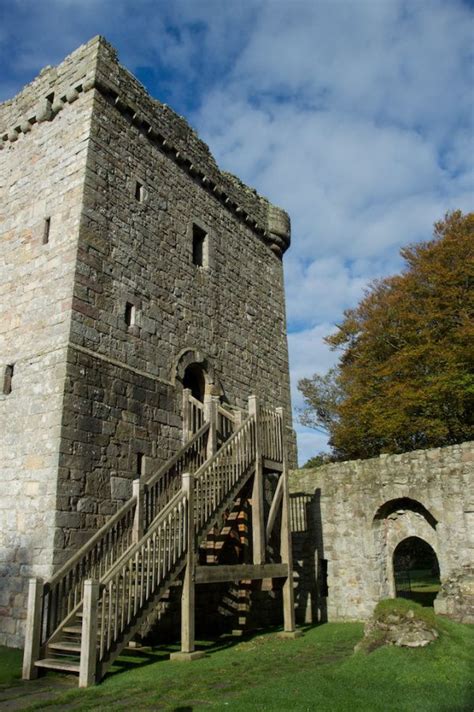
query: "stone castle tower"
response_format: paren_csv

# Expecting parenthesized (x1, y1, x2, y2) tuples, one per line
(0, 36, 295, 647)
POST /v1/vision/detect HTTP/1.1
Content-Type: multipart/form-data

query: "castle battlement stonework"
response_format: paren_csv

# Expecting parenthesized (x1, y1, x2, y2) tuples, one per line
(0, 36, 295, 647)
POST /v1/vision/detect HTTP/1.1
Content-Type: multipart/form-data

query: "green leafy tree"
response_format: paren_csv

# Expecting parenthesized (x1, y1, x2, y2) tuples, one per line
(298, 211, 474, 460)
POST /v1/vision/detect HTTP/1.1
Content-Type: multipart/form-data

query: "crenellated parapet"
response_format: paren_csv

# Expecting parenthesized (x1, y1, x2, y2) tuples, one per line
(0, 36, 291, 257)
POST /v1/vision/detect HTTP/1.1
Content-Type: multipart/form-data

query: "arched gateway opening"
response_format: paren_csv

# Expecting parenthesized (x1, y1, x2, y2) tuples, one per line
(393, 536, 441, 607)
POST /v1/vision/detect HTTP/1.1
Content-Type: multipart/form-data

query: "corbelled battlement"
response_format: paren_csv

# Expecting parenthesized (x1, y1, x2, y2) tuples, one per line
(0, 36, 290, 256)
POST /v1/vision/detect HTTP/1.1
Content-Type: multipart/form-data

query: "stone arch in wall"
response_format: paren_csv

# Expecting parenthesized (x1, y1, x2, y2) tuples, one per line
(173, 348, 223, 395)
(392, 536, 441, 605)
(372, 497, 442, 602)
(172, 347, 225, 412)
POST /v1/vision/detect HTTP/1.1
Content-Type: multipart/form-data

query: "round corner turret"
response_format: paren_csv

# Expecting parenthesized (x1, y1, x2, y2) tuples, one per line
(267, 204, 291, 257)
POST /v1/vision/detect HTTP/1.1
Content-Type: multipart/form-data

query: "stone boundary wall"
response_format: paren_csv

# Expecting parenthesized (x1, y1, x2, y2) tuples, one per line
(289, 441, 474, 622)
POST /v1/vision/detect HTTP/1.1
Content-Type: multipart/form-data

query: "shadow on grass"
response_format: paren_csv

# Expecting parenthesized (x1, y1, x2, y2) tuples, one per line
(105, 623, 317, 681)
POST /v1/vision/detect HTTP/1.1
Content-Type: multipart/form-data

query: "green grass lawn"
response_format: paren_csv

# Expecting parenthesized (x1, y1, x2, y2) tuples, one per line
(0, 645, 23, 686)
(3, 618, 474, 711)
(395, 568, 441, 606)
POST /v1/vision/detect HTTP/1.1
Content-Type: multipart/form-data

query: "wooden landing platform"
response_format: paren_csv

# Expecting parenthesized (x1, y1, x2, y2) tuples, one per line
(195, 563, 289, 584)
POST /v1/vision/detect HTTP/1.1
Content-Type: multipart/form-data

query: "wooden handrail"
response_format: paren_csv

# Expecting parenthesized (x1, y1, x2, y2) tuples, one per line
(101, 489, 186, 586)
(46, 496, 137, 591)
(145, 421, 210, 489)
(194, 414, 254, 478)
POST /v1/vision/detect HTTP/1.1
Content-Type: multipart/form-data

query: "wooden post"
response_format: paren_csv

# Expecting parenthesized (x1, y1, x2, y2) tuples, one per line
(248, 395, 265, 566)
(79, 579, 99, 687)
(22, 577, 43, 680)
(204, 395, 218, 458)
(182, 388, 192, 444)
(276, 407, 301, 638)
(132, 478, 145, 543)
(234, 408, 243, 429)
(170, 472, 204, 661)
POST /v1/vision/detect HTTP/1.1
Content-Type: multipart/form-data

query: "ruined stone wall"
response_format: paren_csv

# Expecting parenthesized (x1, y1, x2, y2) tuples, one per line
(289, 441, 474, 623)
(54, 38, 294, 551)
(0, 41, 101, 646)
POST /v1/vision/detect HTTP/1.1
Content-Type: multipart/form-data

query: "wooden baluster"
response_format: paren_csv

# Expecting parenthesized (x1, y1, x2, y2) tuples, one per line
(132, 477, 145, 544)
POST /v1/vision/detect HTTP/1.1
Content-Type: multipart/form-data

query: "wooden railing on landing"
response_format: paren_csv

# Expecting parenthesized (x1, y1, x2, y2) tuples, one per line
(260, 406, 283, 463)
(182, 391, 205, 443)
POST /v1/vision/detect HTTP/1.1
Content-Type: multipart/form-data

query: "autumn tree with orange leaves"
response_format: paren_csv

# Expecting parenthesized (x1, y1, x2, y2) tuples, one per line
(298, 211, 474, 460)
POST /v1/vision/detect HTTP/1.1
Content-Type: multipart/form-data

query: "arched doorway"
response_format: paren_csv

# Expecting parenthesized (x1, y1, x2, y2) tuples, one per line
(393, 537, 441, 607)
(182, 363, 206, 402)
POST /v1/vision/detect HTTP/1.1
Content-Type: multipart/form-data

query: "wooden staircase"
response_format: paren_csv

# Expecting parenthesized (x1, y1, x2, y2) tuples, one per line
(22, 395, 297, 687)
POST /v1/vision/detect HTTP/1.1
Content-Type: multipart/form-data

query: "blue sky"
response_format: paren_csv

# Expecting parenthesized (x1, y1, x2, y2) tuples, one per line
(1, 0, 473, 464)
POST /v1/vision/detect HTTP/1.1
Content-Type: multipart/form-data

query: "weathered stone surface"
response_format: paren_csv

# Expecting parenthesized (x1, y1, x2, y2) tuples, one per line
(356, 607, 439, 652)
(0, 36, 295, 646)
(290, 441, 474, 624)
(434, 564, 474, 623)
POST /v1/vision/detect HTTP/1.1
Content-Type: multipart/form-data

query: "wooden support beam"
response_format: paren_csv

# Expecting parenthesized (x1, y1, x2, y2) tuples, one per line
(195, 563, 288, 584)
(22, 577, 43, 680)
(277, 407, 298, 635)
(248, 395, 265, 565)
(79, 579, 99, 688)
(170, 472, 204, 661)
(263, 458, 283, 472)
(265, 475, 284, 541)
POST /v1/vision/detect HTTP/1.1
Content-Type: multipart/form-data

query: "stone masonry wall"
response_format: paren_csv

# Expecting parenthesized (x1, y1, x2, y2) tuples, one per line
(0, 41, 100, 646)
(0, 36, 295, 644)
(289, 441, 474, 623)
(54, 38, 294, 552)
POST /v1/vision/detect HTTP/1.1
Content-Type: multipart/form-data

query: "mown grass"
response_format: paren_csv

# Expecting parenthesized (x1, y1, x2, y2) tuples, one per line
(0, 645, 23, 686)
(4, 618, 474, 711)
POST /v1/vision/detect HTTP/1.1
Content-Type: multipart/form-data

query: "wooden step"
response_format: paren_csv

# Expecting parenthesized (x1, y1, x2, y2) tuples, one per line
(62, 625, 82, 635)
(48, 641, 82, 653)
(35, 658, 80, 673)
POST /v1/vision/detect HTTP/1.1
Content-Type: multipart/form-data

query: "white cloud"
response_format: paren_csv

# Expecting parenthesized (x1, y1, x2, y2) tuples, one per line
(1, 0, 472, 461)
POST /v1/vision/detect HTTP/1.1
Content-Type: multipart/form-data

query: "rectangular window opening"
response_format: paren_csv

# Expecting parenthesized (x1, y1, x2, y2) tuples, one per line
(136, 452, 145, 477)
(3, 364, 14, 395)
(192, 224, 208, 267)
(43, 217, 51, 244)
(135, 181, 145, 202)
(125, 302, 136, 327)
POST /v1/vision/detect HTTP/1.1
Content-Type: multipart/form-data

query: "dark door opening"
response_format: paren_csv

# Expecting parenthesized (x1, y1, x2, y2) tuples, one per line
(183, 363, 206, 402)
(393, 536, 440, 607)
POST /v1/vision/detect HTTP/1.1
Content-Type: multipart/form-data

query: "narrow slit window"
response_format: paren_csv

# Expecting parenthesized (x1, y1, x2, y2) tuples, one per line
(3, 364, 14, 395)
(125, 302, 136, 327)
(43, 217, 51, 244)
(135, 181, 145, 202)
(192, 224, 208, 267)
(136, 452, 145, 477)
